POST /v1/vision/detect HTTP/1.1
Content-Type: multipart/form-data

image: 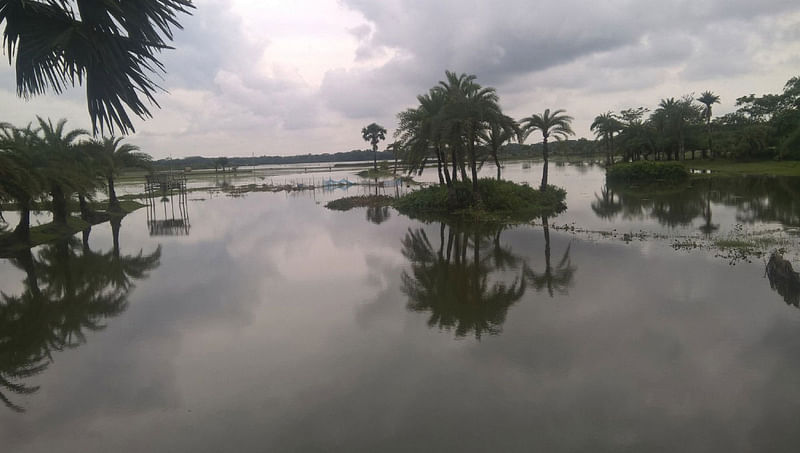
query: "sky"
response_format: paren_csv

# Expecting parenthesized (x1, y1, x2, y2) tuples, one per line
(1, 0, 799, 159)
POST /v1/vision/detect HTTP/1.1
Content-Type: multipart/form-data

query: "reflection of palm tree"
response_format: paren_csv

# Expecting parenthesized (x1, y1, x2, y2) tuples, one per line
(0, 225, 160, 412)
(366, 206, 391, 225)
(400, 223, 526, 339)
(699, 181, 719, 237)
(524, 217, 576, 297)
(591, 186, 624, 220)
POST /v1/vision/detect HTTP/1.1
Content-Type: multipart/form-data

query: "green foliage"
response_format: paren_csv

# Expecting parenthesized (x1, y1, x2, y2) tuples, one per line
(0, 0, 194, 134)
(606, 161, 689, 183)
(325, 195, 394, 211)
(394, 179, 567, 222)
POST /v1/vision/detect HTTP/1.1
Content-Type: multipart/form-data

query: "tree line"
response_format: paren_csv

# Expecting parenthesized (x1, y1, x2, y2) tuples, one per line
(590, 76, 800, 163)
(0, 118, 151, 244)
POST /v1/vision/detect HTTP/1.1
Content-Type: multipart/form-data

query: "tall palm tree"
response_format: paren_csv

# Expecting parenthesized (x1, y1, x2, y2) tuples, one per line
(91, 137, 152, 212)
(0, 0, 195, 134)
(361, 123, 387, 170)
(35, 117, 89, 225)
(697, 91, 721, 159)
(521, 109, 574, 190)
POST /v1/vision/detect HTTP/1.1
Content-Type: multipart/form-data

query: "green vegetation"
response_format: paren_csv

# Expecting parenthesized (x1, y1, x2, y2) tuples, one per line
(325, 195, 394, 211)
(394, 179, 566, 222)
(0, 0, 194, 133)
(593, 76, 800, 163)
(520, 109, 575, 189)
(361, 123, 387, 170)
(0, 119, 152, 247)
(606, 161, 689, 183)
(678, 159, 800, 177)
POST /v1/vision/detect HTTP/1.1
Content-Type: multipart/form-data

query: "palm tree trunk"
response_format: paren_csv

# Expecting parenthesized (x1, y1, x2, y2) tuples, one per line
(373, 144, 378, 170)
(434, 147, 445, 185)
(451, 148, 458, 183)
(541, 137, 549, 190)
(108, 176, 121, 211)
(706, 118, 713, 159)
(468, 140, 479, 197)
(13, 203, 31, 243)
(459, 155, 468, 182)
(51, 185, 68, 225)
(493, 149, 501, 180)
(439, 146, 452, 187)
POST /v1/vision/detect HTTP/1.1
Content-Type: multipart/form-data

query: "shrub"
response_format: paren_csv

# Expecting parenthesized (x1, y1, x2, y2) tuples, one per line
(606, 161, 689, 183)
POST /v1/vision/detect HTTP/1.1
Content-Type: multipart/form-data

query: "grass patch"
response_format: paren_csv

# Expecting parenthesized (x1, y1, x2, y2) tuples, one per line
(0, 217, 91, 257)
(678, 159, 800, 177)
(393, 179, 567, 222)
(356, 168, 396, 178)
(607, 161, 689, 184)
(325, 195, 395, 211)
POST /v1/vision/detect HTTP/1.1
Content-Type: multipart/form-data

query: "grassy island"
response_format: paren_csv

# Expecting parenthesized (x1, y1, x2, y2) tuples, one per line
(326, 179, 567, 223)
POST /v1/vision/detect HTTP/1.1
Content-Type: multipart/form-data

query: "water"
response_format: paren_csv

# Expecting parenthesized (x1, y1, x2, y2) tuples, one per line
(1, 162, 800, 452)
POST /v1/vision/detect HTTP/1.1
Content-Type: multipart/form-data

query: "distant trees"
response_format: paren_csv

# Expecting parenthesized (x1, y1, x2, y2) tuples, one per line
(595, 76, 800, 162)
(0, 0, 195, 134)
(361, 123, 387, 170)
(0, 119, 152, 243)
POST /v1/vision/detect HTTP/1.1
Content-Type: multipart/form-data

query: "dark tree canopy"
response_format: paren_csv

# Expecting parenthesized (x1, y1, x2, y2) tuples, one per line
(0, 0, 195, 135)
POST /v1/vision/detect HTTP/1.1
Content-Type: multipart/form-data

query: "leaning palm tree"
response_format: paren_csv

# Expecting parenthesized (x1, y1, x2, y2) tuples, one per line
(361, 123, 387, 170)
(0, 0, 195, 134)
(91, 137, 152, 212)
(697, 91, 720, 159)
(521, 109, 574, 190)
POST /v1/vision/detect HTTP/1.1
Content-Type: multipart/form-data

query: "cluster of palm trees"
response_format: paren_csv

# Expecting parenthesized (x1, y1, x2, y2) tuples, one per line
(590, 92, 721, 164)
(394, 71, 574, 192)
(0, 117, 151, 244)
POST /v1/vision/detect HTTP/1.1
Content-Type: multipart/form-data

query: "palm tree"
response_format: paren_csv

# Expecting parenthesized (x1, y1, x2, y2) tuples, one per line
(590, 112, 622, 165)
(480, 114, 520, 180)
(523, 216, 576, 297)
(0, 0, 195, 134)
(521, 109, 575, 190)
(0, 123, 43, 242)
(92, 137, 152, 212)
(362, 123, 387, 170)
(35, 117, 89, 225)
(697, 91, 721, 159)
(439, 71, 502, 196)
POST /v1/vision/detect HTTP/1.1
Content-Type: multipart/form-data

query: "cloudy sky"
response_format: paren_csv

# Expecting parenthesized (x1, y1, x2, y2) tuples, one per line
(1, 0, 799, 159)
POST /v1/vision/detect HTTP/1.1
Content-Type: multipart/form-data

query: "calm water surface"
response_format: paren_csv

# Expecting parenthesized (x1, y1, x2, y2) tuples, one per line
(1, 162, 800, 452)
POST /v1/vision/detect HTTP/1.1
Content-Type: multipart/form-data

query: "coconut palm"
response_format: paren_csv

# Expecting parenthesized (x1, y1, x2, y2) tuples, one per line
(91, 137, 152, 212)
(521, 109, 575, 190)
(362, 123, 387, 170)
(0, 0, 195, 134)
(697, 91, 721, 158)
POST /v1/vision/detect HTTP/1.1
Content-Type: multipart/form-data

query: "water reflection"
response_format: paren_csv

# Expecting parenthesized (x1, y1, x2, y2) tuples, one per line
(400, 220, 576, 339)
(592, 176, 800, 230)
(0, 228, 160, 412)
(766, 253, 800, 308)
